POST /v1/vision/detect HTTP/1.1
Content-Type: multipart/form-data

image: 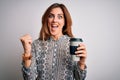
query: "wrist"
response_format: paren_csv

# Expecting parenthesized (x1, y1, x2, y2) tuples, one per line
(78, 61, 86, 70)
(24, 50, 31, 54)
(22, 53, 32, 61)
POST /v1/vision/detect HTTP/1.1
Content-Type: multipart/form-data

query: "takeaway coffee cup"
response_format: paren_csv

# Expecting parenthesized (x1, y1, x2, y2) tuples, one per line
(70, 38, 83, 61)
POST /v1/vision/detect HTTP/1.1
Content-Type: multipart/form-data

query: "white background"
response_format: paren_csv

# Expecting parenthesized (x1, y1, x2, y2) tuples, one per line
(0, 0, 120, 80)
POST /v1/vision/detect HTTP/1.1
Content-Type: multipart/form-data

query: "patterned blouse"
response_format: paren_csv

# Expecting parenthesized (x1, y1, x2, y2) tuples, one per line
(22, 35, 87, 80)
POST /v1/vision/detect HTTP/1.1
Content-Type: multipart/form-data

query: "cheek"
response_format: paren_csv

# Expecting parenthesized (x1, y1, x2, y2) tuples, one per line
(47, 22, 50, 27)
(47, 19, 52, 27)
(61, 21, 65, 27)
(60, 19, 65, 27)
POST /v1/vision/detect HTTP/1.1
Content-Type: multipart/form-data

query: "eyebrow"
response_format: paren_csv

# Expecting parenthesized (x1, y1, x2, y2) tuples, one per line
(49, 13, 64, 15)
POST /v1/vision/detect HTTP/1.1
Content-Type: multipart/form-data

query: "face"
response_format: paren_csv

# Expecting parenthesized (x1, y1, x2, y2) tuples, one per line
(47, 7, 65, 39)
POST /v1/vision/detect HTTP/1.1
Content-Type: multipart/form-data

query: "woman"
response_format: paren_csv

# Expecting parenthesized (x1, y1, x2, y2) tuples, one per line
(20, 3, 87, 80)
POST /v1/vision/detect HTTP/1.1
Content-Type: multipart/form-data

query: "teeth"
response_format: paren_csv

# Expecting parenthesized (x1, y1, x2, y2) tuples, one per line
(52, 26, 58, 28)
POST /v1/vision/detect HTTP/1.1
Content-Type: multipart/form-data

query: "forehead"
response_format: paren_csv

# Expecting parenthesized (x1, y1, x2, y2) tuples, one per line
(50, 7, 64, 14)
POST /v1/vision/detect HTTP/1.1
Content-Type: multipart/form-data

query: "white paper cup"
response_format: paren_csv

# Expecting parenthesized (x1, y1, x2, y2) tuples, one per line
(70, 38, 83, 61)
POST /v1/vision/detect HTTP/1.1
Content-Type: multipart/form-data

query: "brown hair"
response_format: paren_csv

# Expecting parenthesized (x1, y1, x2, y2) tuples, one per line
(39, 3, 74, 40)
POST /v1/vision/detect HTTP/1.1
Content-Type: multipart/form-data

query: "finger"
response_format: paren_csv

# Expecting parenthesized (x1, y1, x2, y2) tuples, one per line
(28, 39, 32, 44)
(78, 43, 85, 46)
(76, 53, 87, 58)
(77, 46, 86, 50)
(77, 43, 86, 50)
(25, 34, 32, 40)
(20, 37, 32, 50)
(75, 50, 85, 54)
(21, 39, 32, 46)
(78, 43, 86, 48)
(20, 35, 32, 43)
(20, 34, 32, 40)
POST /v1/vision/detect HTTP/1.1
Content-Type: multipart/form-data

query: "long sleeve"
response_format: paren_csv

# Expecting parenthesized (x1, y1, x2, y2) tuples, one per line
(21, 35, 87, 80)
(73, 62, 87, 80)
(22, 42, 38, 80)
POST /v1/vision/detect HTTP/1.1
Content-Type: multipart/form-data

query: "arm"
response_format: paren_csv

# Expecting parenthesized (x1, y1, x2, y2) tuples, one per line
(22, 55, 38, 80)
(73, 62, 87, 80)
(20, 34, 38, 80)
(74, 43, 87, 80)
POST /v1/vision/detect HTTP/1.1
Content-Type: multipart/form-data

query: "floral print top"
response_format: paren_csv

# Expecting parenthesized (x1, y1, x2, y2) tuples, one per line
(22, 35, 86, 80)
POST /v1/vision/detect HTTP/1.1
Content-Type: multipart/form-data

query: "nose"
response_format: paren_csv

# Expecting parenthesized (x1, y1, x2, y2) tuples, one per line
(53, 16, 58, 22)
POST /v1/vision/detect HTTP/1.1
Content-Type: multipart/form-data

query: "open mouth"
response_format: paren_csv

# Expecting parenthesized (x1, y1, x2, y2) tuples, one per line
(52, 26, 58, 28)
(51, 24, 58, 30)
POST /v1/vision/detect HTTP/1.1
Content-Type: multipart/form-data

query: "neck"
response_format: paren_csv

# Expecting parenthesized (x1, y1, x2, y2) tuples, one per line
(51, 34, 63, 40)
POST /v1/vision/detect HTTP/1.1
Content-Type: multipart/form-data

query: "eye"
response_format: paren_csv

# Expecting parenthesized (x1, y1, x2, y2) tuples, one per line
(48, 14, 54, 18)
(58, 15, 63, 19)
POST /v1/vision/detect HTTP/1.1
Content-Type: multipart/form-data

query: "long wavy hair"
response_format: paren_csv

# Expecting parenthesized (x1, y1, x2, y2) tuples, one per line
(39, 3, 74, 40)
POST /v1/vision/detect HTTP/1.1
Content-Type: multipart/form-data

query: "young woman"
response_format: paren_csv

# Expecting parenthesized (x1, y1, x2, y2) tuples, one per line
(20, 3, 87, 80)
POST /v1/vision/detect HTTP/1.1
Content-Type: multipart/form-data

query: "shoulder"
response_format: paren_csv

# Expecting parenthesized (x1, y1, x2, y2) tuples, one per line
(32, 39, 41, 45)
(64, 35, 71, 41)
(32, 39, 44, 48)
(32, 39, 49, 47)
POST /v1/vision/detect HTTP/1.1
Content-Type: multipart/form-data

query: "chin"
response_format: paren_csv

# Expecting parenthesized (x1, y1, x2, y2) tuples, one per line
(51, 33, 57, 36)
(50, 31, 58, 35)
